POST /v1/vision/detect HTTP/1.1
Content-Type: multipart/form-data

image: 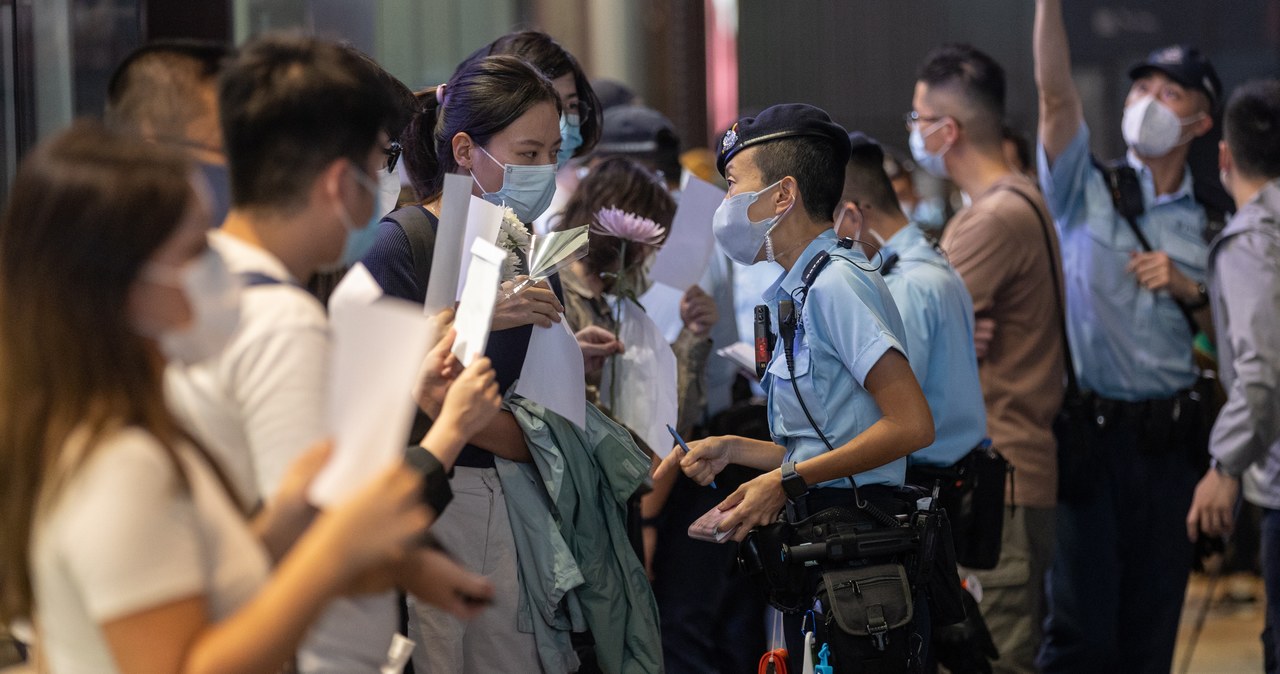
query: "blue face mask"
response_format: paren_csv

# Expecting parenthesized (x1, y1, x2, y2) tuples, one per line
(196, 161, 231, 228)
(473, 145, 558, 223)
(557, 113, 583, 169)
(330, 166, 385, 269)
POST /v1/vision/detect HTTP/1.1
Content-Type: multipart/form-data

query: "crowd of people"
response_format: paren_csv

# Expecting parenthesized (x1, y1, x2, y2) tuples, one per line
(2, 1, 1280, 672)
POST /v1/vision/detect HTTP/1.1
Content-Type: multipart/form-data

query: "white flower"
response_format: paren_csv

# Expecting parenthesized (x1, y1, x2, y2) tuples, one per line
(496, 207, 530, 281)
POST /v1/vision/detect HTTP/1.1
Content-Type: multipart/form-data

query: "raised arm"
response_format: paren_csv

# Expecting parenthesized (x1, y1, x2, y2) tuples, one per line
(1035, 0, 1086, 164)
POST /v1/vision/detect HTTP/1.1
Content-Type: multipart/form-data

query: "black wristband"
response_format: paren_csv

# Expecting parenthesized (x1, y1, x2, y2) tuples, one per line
(1185, 282, 1210, 310)
(403, 446, 453, 517)
(640, 516, 661, 528)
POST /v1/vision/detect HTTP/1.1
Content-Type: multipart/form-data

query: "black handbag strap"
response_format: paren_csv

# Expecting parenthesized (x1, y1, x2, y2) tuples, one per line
(998, 186, 1082, 398)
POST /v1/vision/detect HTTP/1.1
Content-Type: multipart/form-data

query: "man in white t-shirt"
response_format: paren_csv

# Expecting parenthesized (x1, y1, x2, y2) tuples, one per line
(164, 35, 427, 673)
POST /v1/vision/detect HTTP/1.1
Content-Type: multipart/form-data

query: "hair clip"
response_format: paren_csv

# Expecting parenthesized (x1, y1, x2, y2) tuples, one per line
(435, 83, 447, 105)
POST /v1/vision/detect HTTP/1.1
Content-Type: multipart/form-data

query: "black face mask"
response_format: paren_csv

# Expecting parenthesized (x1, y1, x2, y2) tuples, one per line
(197, 161, 231, 228)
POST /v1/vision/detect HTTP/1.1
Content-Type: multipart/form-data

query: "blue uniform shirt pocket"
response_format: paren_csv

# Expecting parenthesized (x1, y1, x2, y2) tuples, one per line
(765, 332, 830, 447)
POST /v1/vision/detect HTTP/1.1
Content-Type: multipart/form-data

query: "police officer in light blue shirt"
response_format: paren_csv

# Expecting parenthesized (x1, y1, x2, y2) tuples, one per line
(1035, 1, 1222, 670)
(839, 132, 987, 469)
(653, 104, 936, 670)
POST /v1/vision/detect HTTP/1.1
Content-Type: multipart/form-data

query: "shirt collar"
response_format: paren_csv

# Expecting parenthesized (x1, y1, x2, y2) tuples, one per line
(210, 229, 297, 283)
(762, 229, 840, 302)
(884, 222, 927, 258)
(1126, 150, 1195, 206)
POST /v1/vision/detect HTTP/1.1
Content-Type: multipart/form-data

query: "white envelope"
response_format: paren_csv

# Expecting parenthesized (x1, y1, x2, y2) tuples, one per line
(515, 319, 587, 429)
(599, 298, 679, 458)
(311, 295, 434, 506)
(452, 238, 506, 366)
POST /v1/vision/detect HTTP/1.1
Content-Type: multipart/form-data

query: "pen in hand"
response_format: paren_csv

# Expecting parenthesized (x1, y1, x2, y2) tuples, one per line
(667, 424, 716, 489)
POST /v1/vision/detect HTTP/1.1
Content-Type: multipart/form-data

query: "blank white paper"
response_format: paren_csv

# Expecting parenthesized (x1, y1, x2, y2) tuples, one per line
(422, 173, 473, 316)
(647, 175, 725, 291)
(311, 295, 434, 506)
(515, 319, 586, 428)
(455, 197, 504, 302)
(452, 238, 506, 366)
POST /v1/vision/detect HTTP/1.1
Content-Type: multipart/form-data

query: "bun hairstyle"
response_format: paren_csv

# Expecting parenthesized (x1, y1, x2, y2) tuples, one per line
(401, 54, 561, 203)
(466, 31, 603, 158)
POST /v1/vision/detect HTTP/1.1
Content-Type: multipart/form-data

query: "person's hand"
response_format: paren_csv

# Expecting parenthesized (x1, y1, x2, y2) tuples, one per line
(314, 464, 433, 582)
(434, 356, 502, 441)
(493, 277, 563, 330)
(1127, 251, 1198, 301)
(680, 285, 719, 338)
(257, 440, 330, 558)
(713, 470, 788, 543)
(395, 547, 495, 620)
(653, 435, 733, 486)
(413, 326, 463, 418)
(576, 325, 625, 372)
(973, 317, 996, 360)
(1187, 468, 1240, 541)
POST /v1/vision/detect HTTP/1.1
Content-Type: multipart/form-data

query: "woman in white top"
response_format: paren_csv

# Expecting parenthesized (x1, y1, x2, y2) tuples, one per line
(0, 122, 498, 673)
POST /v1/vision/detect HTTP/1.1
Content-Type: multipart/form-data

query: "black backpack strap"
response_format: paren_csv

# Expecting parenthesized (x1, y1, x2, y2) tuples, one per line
(238, 271, 303, 289)
(388, 205, 438, 290)
(1093, 157, 1200, 336)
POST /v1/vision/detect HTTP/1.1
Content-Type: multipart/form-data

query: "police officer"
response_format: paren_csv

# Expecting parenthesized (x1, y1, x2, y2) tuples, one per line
(1035, 1, 1221, 671)
(838, 132, 987, 482)
(655, 104, 935, 670)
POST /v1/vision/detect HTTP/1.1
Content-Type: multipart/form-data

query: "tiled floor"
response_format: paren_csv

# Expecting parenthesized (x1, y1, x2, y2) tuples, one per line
(1175, 573, 1266, 673)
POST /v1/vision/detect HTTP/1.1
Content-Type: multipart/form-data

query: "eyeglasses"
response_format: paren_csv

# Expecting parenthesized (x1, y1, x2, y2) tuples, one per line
(903, 111, 944, 131)
(382, 140, 403, 174)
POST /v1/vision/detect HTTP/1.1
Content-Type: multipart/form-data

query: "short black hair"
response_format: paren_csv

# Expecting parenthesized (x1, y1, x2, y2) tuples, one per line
(1224, 80, 1280, 180)
(844, 142, 901, 215)
(918, 44, 1006, 146)
(105, 39, 231, 139)
(753, 136, 846, 222)
(219, 33, 399, 210)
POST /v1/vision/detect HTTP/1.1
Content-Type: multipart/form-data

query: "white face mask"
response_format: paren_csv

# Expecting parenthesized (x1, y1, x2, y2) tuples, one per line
(140, 248, 242, 365)
(1122, 95, 1203, 158)
(909, 119, 952, 179)
(711, 180, 789, 266)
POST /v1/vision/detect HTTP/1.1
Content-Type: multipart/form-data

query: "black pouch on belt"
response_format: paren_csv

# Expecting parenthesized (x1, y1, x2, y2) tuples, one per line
(960, 447, 1008, 570)
(815, 563, 918, 672)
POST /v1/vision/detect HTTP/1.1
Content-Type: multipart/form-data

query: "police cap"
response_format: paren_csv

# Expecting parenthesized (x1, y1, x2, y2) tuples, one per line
(716, 103, 851, 176)
(1128, 45, 1222, 111)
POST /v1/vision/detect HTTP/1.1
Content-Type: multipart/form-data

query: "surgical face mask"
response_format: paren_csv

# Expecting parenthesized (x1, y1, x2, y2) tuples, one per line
(141, 248, 242, 365)
(1121, 95, 1203, 158)
(909, 120, 951, 179)
(329, 166, 384, 270)
(474, 145, 558, 223)
(712, 180, 788, 266)
(557, 113, 583, 169)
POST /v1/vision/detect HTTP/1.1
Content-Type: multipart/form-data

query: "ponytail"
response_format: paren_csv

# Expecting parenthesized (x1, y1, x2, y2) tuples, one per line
(401, 56, 560, 204)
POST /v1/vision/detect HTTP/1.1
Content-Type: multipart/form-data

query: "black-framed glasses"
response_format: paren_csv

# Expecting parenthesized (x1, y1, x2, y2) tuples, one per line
(382, 140, 403, 173)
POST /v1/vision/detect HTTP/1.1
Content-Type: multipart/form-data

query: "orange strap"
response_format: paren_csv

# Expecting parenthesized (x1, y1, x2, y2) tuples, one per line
(758, 648, 789, 674)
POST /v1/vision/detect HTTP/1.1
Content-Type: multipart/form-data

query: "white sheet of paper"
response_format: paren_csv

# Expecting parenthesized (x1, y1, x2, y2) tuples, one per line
(452, 238, 505, 366)
(455, 197, 504, 302)
(716, 342, 758, 377)
(327, 263, 383, 323)
(423, 173, 473, 316)
(515, 319, 586, 428)
(638, 282, 685, 344)
(311, 296, 433, 506)
(647, 175, 724, 291)
(600, 299, 679, 458)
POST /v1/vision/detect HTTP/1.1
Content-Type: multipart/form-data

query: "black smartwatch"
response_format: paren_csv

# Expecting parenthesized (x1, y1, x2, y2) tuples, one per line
(781, 461, 808, 501)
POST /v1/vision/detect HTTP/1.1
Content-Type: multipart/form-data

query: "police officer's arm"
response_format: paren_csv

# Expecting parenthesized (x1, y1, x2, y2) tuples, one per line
(1035, 0, 1085, 164)
(706, 349, 933, 543)
(789, 349, 934, 485)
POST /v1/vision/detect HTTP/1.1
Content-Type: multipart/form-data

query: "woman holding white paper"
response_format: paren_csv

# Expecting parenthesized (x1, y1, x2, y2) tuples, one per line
(0, 123, 498, 674)
(362, 52, 622, 673)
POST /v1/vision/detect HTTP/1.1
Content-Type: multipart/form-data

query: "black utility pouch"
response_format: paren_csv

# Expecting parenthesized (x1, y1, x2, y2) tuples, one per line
(914, 508, 967, 627)
(816, 564, 917, 671)
(739, 521, 808, 613)
(960, 448, 1008, 570)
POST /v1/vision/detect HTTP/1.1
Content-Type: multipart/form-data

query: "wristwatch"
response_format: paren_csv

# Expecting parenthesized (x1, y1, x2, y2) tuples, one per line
(1210, 458, 1237, 480)
(780, 461, 809, 501)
